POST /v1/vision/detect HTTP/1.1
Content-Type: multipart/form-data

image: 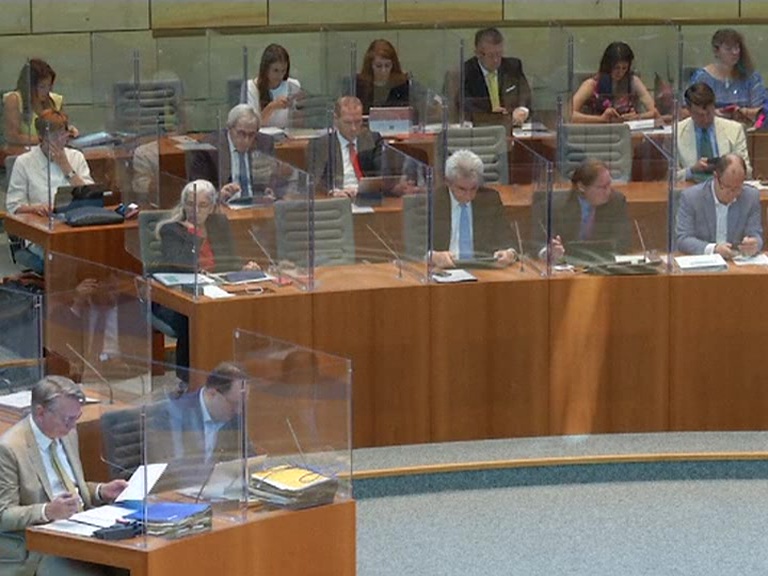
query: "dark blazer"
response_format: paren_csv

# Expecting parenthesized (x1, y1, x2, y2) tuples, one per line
(187, 129, 275, 193)
(355, 74, 410, 114)
(306, 129, 382, 193)
(159, 213, 240, 273)
(432, 186, 514, 256)
(675, 179, 763, 255)
(531, 189, 631, 254)
(463, 56, 532, 118)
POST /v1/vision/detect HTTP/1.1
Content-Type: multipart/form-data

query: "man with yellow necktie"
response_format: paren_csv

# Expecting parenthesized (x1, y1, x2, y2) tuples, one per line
(0, 376, 128, 576)
(462, 27, 532, 125)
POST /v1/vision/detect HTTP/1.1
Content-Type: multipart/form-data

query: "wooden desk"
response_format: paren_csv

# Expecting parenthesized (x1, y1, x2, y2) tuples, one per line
(27, 500, 356, 576)
(3, 214, 141, 274)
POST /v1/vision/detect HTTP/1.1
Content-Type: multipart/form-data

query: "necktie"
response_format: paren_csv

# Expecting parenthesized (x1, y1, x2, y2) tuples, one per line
(238, 152, 250, 197)
(695, 129, 715, 183)
(459, 203, 473, 260)
(49, 442, 83, 511)
(488, 71, 501, 110)
(580, 207, 596, 240)
(348, 143, 364, 180)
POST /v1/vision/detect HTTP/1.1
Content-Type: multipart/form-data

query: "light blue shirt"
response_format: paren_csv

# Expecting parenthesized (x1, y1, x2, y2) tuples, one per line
(705, 182, 732, 254)
(449, 192, 473, 256)
(29, 415, 80, 499)
(199, 390, 225, 462)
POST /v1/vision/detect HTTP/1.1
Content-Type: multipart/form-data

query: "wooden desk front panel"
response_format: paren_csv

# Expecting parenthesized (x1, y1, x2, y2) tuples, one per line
(669, 270, 768, 431)
(548, 274, 670, 435)
(429, 271, 550, 442)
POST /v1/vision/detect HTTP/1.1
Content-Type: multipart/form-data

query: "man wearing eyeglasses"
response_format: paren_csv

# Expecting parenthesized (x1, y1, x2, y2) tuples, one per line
(463, 27, 532, 126)
(188, 104, 276, 203)
(675, 153, 763, 259)
(0, 376, 128, 575)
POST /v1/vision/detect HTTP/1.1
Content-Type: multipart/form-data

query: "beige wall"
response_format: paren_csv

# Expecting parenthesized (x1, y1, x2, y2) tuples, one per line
(1, 0, 762, 133)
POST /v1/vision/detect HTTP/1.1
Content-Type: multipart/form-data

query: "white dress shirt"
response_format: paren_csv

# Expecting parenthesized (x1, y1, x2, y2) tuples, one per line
(336, 131, 359, 190)
(199, 390, 224, 463)
(29, 416, 80, 500)
(705, 185, 732, 255)
(227, 133, 251, 198)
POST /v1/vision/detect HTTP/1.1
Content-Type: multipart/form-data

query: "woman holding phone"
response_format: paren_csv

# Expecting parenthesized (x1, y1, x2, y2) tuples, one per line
(246, 44, 301, 129)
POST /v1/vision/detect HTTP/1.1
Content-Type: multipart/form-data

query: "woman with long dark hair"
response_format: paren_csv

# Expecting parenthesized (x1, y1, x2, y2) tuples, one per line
(246, 44, 301, 128)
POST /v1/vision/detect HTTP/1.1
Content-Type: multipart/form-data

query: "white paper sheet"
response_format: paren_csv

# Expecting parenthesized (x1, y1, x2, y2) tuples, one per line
(115, 463, 167, 502)
(41, 520, 99, 537)
(431, 269, 477, 283)
(70, 505, 133, 528)
(733, 253, 768, 266)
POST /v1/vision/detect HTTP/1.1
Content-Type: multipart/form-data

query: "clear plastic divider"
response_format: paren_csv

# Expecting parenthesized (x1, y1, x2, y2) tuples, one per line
(0, 286, 43, 393)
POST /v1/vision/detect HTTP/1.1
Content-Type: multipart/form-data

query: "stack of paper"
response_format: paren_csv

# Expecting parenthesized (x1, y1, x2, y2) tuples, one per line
(674, 254, 728, 272)
(123, 502, 212, 538)
(250, 465, 338, 510)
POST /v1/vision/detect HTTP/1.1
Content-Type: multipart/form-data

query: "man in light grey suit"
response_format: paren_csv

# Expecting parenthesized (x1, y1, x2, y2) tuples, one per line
(676, 83, 752, 182)
(675, 153, 763, 258)
(0, 376, 127, 576)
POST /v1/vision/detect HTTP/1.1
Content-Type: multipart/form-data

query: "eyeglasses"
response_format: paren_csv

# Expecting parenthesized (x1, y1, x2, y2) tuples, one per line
(47, 406, 82, 426)
(718, 44, 741, 54)
(184, 201, 214, 210)
(233, 129, 259, 139)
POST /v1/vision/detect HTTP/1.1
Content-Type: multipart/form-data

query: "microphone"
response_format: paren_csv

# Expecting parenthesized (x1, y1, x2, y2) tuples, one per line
(248, 226, 286, 284)
(513, 220, 525, 273)
(366, 224, 404, 278)
(193, 459, 219, 503)
(286, 417, 309, 470)
(65, 344, 114, 404)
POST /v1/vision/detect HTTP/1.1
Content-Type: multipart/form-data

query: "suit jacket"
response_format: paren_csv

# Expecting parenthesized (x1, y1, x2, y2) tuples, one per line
(355, 75, 410, 114)
(306, 129, 382, 193)
(0, 417, 100, 575)
(531, 189, 632, 254)
(676, 117, 752, 181)
(432, 186, 514, 256)
(187, 130, 275, 194)
(462, 57, 532, 118)
(151, 392, 244, 490)
(675, 179, 763, 255)
(159, 213, 240, 273)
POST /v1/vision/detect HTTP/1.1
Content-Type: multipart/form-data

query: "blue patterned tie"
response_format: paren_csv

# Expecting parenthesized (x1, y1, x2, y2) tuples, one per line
(459, 203, 472, 260)
(238, 152, 250, 196)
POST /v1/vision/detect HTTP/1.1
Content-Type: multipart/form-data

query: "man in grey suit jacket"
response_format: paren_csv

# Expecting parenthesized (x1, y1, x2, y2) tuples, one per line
(676, 83, 752, 182)
(675, 153, 763, 258)
(0, 376, 127, 576)
(306, 96, 382, 196)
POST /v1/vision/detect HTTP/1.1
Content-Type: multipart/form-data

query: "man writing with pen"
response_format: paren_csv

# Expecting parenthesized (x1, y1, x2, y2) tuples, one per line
(0, 376, 128, 576)
(431, 149, 517, 269)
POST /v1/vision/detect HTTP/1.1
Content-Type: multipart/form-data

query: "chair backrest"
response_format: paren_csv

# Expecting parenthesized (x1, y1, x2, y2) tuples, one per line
(274, 197, 354, 267)
(113, 80, 183, 135)
(100, 402, 168, 480)
(227, 77, 246, 110)
(138, 210, 172, 274)
(561, 124, 632, 183)
(443, 125, 509, 184)
(402, 194, 429, 261)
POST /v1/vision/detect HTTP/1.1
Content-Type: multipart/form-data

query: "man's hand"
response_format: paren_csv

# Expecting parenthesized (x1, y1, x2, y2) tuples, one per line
(714, 242, 739, 260)
(243, 261, 261, 271)
(99, 479, 129, 503)
(430, 251, 456, 269)
(737, 236, 760, 257)
(329, 188, 357, 199)
(46, 493, 80, 520)
(511, 107, 528, 126)
(219, 183, 241, 202)
(549, 235, 565, 262)
(493, 248, 517, 267)
(691, 158, 712, 174)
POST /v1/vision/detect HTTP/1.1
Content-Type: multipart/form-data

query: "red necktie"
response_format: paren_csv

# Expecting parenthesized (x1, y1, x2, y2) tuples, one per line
(348, 142, 364, 179)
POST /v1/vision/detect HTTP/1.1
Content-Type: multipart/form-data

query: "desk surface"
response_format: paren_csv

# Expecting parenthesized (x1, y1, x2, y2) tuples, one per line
(27, 500, 356, 576)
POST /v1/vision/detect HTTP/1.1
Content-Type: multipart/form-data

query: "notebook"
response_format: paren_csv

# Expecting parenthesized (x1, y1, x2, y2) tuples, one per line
(54, 184, 111, 214)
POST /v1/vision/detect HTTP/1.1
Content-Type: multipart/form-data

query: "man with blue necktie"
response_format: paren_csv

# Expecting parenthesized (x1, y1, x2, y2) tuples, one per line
(676, 83, 752, 182)
(431, 149, 516, 269)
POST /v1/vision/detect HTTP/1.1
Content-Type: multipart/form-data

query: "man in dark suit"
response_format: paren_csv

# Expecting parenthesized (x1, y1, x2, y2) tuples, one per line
(0, 376, 127, 576)
(675, 153, 762, 258)
(531, 159, 631, 261)
(153, 363, 249, 489)
(431, 149, 516, 268)
(463, 27, 532, 125)
(306, 96, 382, 196)
(187, 104, 275, 203)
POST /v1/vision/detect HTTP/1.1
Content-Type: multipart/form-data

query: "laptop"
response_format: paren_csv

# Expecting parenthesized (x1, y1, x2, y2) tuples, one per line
(565, 240, 617, 266)
(355, 176, 400, 207)
(368, 107, 412, 136)
(54, 184, 111, 214)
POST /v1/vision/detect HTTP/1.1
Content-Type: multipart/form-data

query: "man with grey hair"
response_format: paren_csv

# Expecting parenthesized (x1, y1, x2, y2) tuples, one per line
(0, 376, 127, 575)
(431, 149, 516, 268)
(188, 103, 275, 203)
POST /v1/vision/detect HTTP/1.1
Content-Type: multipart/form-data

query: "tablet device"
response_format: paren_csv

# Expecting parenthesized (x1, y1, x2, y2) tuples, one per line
(54, 183, 111, 214)
(565, 240, 616, 266)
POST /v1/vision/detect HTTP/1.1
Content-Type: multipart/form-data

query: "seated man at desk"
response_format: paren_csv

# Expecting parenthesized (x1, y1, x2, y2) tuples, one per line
(431, 149, 516, 268)
(676, 83, 752, 182)
(533, 159, 631, 262)
(462, 27, 531, 125)
(0, 376, 127, 576)
(306, 96, 382, 197)
(6, 109, 94, 274)
(675, 153, 762, 258)
(187, 104, 275, 203)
